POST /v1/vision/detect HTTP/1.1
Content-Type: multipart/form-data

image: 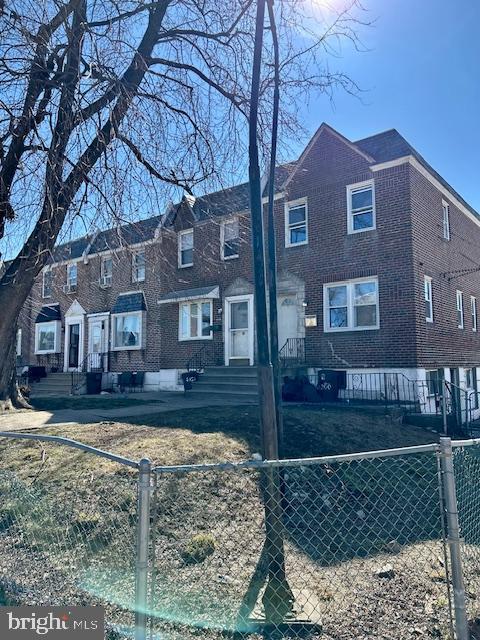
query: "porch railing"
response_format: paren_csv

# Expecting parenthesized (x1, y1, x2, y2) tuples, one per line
(71, 352, 108, 394)
(186, 342, 224, 372)
(279, 337, 306, 367)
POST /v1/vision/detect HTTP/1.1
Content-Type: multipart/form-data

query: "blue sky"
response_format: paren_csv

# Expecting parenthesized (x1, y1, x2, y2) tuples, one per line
(297, 0, 480, 211)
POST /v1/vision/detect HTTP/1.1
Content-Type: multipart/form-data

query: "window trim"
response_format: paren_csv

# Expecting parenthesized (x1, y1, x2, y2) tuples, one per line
(442, 200, 451, 241)
(424, 276, 433, 323)
(101, 255, 113, 287)
(347, 179, 376, 235)
(323, 276, 379, 333)
(35, 320, 60, 354)
(221, 217, 240, 260)
(178, 228, 194, 268)
(456, 290, 464, 329)
(131, 250, 146, 283)
(284, 198, 308, 248)
(471, 296, 477, 332)
(42, 269, 53, 299)
(178, 299, 213, 341)
(426, 369, 441, 398)
(111, 311, 143, 351)
(66, 263, 77, 292)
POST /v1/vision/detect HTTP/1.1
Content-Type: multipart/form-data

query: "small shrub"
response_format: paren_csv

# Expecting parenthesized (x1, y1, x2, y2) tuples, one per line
(181, 533, 216, 565)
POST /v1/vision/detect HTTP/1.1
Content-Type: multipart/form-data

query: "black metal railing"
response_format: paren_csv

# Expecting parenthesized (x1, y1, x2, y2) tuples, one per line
(279, 338, 306, 368)
(186, 342, 224, 372)
(71, 352, 108, 394)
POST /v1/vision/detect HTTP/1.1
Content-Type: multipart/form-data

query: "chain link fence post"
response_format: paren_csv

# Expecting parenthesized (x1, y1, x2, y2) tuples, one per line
(440, 438, 469, 640)
(135, 458, 152, 640)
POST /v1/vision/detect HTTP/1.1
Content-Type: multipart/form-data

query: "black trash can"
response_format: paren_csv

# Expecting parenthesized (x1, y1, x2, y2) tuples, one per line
(317, 369, 342, 401)
(86, 372, 102, 395)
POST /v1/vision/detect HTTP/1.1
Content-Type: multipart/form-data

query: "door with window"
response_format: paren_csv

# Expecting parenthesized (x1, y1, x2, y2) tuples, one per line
(277, 296, 299, 351)
(68, 323, 80, 369)
(225, 295, 254, 365)
(88, 317, 108, 371)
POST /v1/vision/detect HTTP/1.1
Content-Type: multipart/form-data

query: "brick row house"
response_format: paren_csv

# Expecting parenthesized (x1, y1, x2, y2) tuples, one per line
(15, 123, 480, 413)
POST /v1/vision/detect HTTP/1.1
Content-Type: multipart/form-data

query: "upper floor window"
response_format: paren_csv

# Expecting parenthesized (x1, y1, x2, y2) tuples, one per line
(456, 290, 464, 328)
(424, 276, 433, 322)
(101, 256, 113, 287)
(442, 201, 450, 241)
(178, 229, 194, 267)
(42, 269, 53, 298)
(221, 218, 240, 259)
(65, 263, 77, 293)
(324, 277, 379, 332)
(347, 180, 376, 234)
(471, 296, 477, 332)
(179, 300, 212, 340)
(112, 311, 143, 350)
(285, 199, 308, 247)
(132, 250, 145, 283)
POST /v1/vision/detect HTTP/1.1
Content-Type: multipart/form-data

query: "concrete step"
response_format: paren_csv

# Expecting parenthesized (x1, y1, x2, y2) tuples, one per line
(194, 381, 259, 393)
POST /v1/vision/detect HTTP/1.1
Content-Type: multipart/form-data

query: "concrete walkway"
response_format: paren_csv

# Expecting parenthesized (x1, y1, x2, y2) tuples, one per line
(0, 391, 256, 432)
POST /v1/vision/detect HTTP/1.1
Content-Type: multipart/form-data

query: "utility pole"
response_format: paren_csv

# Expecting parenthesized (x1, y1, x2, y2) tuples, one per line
(248, 0, 294, 623)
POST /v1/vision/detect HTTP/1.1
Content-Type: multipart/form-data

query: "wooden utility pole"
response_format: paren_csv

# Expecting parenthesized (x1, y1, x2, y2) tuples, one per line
(248, 0, 294, 623)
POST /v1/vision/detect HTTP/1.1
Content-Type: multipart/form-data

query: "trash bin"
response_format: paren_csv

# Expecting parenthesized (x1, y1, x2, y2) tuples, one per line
(86, 372, 102, 395)
(181, 371, 198, 391)
(317, 369, 342, 401)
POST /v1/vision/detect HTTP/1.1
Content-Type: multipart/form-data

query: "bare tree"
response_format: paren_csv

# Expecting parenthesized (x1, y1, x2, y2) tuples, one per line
(0, 0, 368, 409)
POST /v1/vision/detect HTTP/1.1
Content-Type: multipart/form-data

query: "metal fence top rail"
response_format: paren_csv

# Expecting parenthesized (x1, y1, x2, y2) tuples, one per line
(0, 431, 139, 468)
(152, 442, 441, 474)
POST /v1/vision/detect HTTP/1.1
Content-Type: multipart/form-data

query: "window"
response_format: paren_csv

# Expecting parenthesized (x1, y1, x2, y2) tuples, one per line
(42, 269, 53, 298)
(285, 199, 308, 247)
(16, 328, 22, 357)
(179, 300, 212, 340)
(324, 277, 379, 332)
(442, 201, 450, 241)
(113, 312, 142, 349)
(426, 369, 442, 397)
(472, 296, 477, 332)
(456, 290, 464, 328)
(221, 218, 240, 259)
(424, 276, 433, 322)
(132, 251, 145, 283)
(178, 229, 194, 267)
(347, 181, 375, 233)
(35, 321, 59, 354)
(66, 263, 77, 291)
(101, 256, 113, 287)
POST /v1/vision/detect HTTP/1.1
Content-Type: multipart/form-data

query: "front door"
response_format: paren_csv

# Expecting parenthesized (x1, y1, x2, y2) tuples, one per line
(277, 295, 299, 350)
(88, 318, 107, 370)
(68, 323, 80, 369)
(225, 295, 254, 365)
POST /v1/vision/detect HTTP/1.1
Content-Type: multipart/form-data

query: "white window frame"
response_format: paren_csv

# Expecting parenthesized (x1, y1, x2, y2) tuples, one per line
(456, 290, 464, 329)
(66, 263, 77, 291)
(178, 299, 213, 341)
(178, 229, 194, 268)
(111, 311, 143, 351)
(323, 276, 379, 332)
(42, 269, 53, 299)
(221, 217, 240, 260)
(347, 180, 376, 234)
(442, 200, 451, 241)
(424, 276, 433, 323)
(101, 255, 113, 287)
(131, 250, 146, 283)
(426, 369, 441, 397)
(35, 321, 60, 354)
(284, 198, 308, 248)
(471, 296, 477, 332)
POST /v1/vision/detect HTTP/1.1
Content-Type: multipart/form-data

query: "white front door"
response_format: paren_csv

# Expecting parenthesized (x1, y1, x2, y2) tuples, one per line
(225, 295, 254, 365)
(88, 316, 108, 371)
(277, 295, 299, 350)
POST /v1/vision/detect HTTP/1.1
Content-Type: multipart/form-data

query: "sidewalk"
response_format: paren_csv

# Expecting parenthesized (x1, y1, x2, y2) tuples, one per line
(0, 391, 256, 432)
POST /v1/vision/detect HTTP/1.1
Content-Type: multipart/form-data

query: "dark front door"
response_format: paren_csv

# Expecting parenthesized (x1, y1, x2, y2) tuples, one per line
(68, 323, 80, 369)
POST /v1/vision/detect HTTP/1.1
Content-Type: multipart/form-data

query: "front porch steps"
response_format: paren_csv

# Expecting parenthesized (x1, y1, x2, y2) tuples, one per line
(29, 372, 73, 397)
(188, 366, 259, 403)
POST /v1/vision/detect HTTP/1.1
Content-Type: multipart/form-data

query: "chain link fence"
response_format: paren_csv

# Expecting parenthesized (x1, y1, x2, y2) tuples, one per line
(1, 431, 480, 639)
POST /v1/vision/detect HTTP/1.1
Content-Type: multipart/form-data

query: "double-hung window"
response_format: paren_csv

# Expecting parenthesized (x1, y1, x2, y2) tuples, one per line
(179, 300, 212, 340)
(132, 251, 145, 283)
(471, 296, 477, 332)
(456, 290, 464, 328)
(442, 201, 450, 241)
(35, 321, 60, 354)
(324, 277, 379, 331)
(42, 269, 53, 298)
(221, 218, 240, 259)
(178, 229, 194, 267)
(101, 256, 113, 287)
(285, 199, 308, 247)
(424, 276, 433, 322)
(347, 180, 375, 233)
(113, 312, 142, 349)
(66, 263, 77, 292)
